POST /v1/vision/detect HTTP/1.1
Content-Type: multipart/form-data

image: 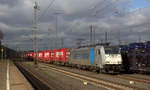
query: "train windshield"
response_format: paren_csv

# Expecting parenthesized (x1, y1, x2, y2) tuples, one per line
(105, 47, 120, 54)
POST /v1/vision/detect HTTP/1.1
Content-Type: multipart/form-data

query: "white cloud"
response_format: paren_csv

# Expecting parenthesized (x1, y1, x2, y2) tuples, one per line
(1, 0, 150, 49)
(125, 11, 147, 26)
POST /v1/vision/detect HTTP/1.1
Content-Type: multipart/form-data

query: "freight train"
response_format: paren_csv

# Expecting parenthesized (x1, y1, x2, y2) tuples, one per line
(121, 49, 150, 73)
(24, 41, 150, 73)
(120, 41, 150, 51)
(24, 46, 123, 73)
(120, 41, 150, 73)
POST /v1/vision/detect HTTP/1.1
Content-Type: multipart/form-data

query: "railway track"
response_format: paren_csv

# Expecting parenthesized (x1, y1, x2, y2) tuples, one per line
(17, 62, 149, 90)
(15, 62, 60, 90)
(123, 74, 150, 81)
(115, 74, 150, 85)
(40, 63, 150, 88)
(41, 63, 143, 90)
(96, 73, 150, 85)
(16, 62, 85, 90)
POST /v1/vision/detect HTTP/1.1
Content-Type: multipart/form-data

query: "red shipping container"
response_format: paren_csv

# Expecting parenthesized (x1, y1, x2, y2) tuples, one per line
(51, 48, 71, 62)
(50, 50, 54, 61)
(53, 49, 58, 61)
(37, 51, 44, 62)
(62, 48, 71, 62)
(54, 48, 71, 62)
(43, 50, 51, 62)
(55, 49, 61, 61)
(60, 48, 65, 62)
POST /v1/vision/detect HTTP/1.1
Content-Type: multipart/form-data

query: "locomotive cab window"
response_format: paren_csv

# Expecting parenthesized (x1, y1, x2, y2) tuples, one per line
(105, 47, 120, 54)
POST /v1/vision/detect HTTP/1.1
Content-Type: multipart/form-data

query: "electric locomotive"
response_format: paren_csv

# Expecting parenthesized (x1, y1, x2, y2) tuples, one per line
(69, 46, 122, 73)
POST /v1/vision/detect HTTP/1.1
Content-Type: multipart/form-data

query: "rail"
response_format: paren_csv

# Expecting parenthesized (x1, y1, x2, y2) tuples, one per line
(14, 62, 53, 90)
(42, 64, 143, 90)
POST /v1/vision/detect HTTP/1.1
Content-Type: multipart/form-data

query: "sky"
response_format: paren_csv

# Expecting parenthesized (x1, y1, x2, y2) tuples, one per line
(0, 0, 150, 50)
(129, 0, 150, 11)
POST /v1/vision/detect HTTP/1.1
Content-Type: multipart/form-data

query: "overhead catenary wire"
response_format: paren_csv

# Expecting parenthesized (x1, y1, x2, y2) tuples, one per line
(38, 0, 56, 21)
(68, 0, 120, 32)
(37, 0, 124, 48)
(92, 0, 119, 17)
